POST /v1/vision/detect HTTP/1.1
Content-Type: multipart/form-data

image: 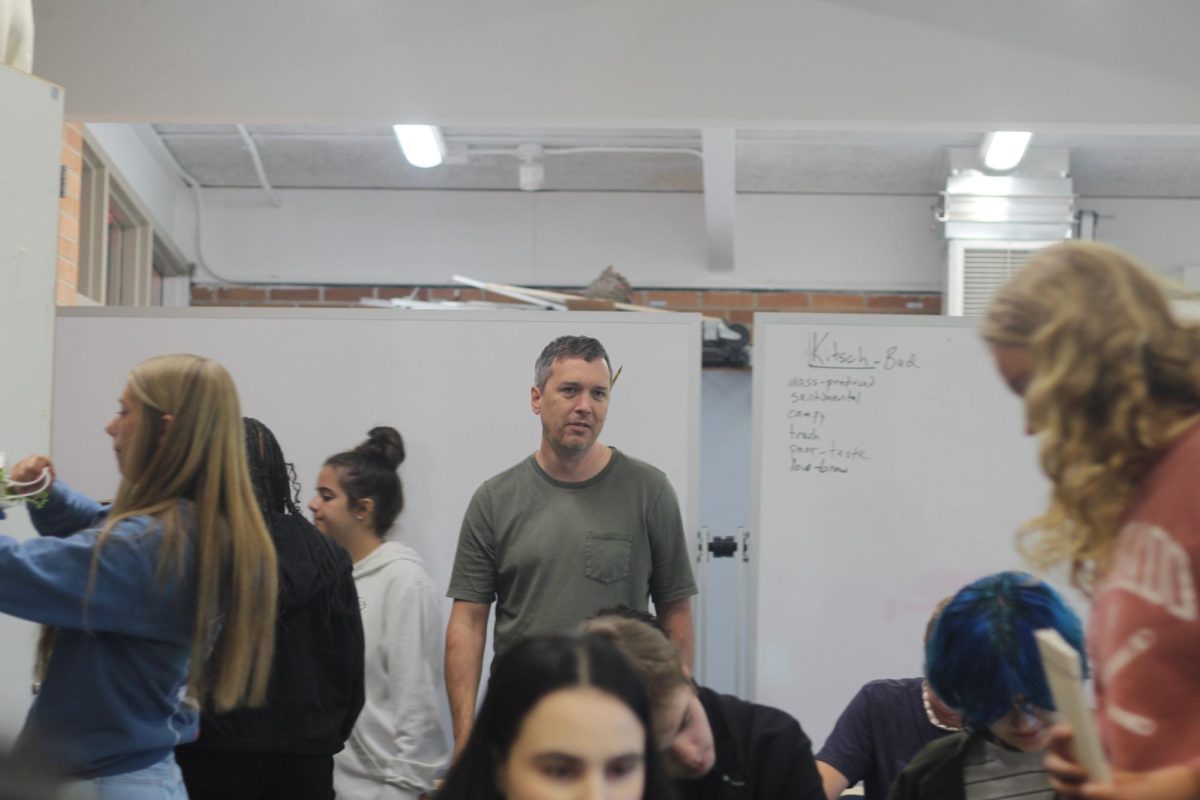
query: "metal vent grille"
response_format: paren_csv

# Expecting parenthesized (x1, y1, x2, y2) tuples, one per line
(947, 241, 1056, 316)
(962, 247, 1037, 316)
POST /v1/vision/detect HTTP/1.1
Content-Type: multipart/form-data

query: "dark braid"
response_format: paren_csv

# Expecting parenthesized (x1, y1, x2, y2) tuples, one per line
(243, 417, 349, 609)
(243, 418, 304, 516)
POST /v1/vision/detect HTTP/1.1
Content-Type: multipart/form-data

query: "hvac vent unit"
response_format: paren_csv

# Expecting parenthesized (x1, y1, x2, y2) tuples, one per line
(946, 240, 1056, 316)
(937, 148, 1075, 243)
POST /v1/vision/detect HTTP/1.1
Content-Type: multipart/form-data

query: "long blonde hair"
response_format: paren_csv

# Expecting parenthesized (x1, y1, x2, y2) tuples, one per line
(982, 242, 1200, 594)
(37, 354, 278, 711)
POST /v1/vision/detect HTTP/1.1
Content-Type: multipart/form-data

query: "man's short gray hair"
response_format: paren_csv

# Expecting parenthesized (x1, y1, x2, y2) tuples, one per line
(534, 336, 611, 390)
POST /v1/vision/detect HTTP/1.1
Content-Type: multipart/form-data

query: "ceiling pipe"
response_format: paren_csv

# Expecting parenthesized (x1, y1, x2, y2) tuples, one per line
(465, 144, 703, 192)
(235, 124, 282, 207)
(469, 145, 703, 159)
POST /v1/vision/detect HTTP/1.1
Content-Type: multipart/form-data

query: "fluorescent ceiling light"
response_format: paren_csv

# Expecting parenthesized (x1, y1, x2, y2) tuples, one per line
(393, 125, 446, 168)
(981, 131, 1032, 171)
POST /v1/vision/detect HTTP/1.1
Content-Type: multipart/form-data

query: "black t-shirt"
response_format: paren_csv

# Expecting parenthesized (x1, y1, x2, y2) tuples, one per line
(676, 687, 824, 800)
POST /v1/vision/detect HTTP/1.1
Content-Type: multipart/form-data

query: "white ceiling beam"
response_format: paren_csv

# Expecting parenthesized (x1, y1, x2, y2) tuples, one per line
(702, 129, 736, 273)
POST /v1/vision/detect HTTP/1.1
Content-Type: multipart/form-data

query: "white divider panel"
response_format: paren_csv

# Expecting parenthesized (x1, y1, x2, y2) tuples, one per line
(52, 307, 700, 683)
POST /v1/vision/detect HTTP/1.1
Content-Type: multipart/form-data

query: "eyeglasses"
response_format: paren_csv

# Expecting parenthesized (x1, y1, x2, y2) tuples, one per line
(1010, 697, 1041, 716)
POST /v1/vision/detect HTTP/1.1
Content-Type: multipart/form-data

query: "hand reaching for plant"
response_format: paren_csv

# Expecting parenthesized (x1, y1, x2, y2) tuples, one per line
(1, 454, 55, 511)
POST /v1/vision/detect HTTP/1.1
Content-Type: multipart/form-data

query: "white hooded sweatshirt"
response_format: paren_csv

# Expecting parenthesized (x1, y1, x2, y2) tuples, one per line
(334, 542, 449, 800)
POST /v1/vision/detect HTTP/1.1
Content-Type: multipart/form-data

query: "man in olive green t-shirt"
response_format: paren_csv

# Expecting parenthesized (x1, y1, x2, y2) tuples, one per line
(444, 334, 698, 757)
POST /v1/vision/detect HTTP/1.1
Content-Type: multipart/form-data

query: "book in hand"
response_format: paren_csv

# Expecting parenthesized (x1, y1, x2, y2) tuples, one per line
(1035, 628, 1112, 784)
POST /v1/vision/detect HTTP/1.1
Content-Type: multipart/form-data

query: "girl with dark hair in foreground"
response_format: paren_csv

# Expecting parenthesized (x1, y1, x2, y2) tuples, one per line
(438, 631, 677, 800)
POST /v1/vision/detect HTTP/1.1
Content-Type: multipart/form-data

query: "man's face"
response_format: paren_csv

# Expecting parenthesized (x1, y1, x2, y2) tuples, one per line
(654, 686, 716, 780)
(531, 356, 611, 456)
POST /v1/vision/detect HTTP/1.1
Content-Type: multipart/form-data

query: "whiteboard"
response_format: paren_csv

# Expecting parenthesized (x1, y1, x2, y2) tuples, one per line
(51, 308, 701, 647)
(750, 314, 1085, 750)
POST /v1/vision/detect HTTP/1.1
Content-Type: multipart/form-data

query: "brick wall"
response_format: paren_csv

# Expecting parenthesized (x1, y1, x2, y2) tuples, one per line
(191, 284, 942, 339)
(56, 123, 84, 305)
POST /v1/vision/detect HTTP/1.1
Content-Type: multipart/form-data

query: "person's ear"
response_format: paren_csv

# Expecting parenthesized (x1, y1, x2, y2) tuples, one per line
(530, 385, 542, 415)
(355, 497, 375, 524)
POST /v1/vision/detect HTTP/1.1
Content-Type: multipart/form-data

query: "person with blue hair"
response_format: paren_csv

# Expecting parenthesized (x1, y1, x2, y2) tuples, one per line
(889, 571, 1085, 800)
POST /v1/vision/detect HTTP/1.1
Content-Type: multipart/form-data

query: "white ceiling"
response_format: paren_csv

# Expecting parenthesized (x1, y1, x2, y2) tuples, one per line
(38, 2, 1200, 128)
(150, 125, 1200, 197)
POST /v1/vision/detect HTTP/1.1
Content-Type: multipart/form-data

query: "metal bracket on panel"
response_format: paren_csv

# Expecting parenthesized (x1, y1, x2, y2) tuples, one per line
(1075, 209, 1101, 241)
(706, 530, 750, 562)
(708, 536, 737, 558)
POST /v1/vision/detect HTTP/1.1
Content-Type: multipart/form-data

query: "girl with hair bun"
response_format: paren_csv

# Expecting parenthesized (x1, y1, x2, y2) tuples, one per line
(309, 427, 448, 800)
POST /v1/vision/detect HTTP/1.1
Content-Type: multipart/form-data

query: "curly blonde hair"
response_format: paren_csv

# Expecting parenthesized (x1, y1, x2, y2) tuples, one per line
(982, 242, 1200, 595)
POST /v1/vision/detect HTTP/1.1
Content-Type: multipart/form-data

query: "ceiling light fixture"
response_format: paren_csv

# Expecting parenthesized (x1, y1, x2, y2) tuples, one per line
(393, 124, 446, 168)
(980, 131, 1033, 172)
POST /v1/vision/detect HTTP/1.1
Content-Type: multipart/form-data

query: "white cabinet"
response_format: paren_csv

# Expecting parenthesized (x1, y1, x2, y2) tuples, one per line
(0, 65, 63, 738)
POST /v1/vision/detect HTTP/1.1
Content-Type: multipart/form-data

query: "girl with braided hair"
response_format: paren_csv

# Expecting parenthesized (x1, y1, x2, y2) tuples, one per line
(176, 418, 365, 800)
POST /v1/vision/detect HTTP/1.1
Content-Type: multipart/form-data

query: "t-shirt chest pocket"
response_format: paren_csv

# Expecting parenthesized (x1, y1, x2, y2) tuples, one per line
(584, 531, 634, 584)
